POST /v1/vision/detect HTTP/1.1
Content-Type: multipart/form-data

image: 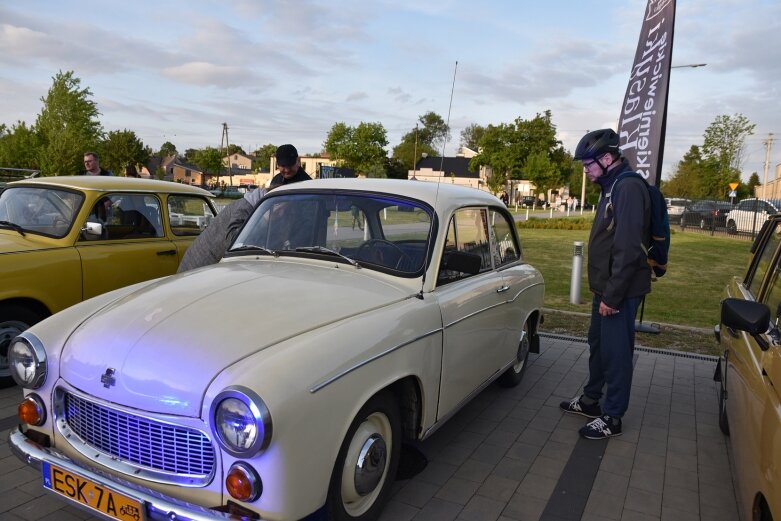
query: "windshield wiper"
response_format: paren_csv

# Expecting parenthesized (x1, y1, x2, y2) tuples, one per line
(229, 244, 277, 256)
(0, 220, 25, 236)
(295, 246, 360, 267)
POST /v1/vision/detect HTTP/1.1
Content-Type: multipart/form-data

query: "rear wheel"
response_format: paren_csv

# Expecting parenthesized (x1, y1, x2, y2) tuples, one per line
(498, 320, 532, 388)
(326, 392, 401, 521)
(0, 305, 44, 388)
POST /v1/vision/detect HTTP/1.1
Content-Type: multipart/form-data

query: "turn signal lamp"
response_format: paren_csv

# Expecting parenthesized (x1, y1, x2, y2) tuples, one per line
(226, 462, 262, 502)
(18, 395, 46, 426)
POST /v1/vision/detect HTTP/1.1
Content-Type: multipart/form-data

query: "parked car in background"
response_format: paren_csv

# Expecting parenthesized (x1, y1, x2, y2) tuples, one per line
(9, 179, 545, 521)
(725, 198, 781, 234)
(665, 197, 690, 224)
(0, 176, 216, 388)
(679, 200, 733, 230)
(714, 215, 781, 521)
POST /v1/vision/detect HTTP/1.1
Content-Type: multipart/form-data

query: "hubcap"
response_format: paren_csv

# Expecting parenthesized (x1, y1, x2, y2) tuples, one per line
(354, 434, 387, 496)
(512, 330, 530, 373)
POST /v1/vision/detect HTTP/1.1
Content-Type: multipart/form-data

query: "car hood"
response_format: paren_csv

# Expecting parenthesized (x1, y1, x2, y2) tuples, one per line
(60, 260, 413, 417)
(0, 232, 53, 254)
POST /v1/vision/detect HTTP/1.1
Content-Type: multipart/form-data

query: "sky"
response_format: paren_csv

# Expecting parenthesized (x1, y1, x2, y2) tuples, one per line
(1, 0, 779, 182)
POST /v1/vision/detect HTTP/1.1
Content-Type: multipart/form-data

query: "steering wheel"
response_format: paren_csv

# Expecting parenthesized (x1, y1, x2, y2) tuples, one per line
(357, 239, 412, 270)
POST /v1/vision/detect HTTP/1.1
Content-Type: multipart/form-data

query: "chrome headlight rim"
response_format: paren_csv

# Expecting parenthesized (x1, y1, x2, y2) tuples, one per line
(210, 386, 272, 458)
(9, 332, 47, 389)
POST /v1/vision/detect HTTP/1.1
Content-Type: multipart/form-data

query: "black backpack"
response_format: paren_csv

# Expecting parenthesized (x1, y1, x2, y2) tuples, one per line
(607, 171, 670, 278)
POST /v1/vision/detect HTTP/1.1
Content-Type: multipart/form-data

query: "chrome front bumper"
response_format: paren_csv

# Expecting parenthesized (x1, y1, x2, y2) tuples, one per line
(9, 427, 254, 521)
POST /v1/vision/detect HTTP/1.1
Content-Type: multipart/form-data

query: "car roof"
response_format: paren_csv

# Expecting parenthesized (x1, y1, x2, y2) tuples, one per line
(8, 175, 214, 197)
(270, 178, 503, 214)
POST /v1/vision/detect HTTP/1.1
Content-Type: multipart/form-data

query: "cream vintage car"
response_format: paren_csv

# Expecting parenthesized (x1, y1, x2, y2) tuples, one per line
(714, 214, 781, 521)
(0, 176, 217, 388)
(9, 178, 545, 521)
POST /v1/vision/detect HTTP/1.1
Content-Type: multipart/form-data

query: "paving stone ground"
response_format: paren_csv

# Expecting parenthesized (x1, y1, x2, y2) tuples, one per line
(0, 334, 740, 521)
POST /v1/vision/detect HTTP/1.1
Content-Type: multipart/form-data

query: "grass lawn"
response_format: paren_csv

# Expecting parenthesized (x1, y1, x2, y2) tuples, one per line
(518, 227, 754, 355)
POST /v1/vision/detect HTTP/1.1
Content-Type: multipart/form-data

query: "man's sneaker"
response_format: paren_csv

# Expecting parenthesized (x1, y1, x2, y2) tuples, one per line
(579, 415, 622, 439)
(559, 396, 602, 419)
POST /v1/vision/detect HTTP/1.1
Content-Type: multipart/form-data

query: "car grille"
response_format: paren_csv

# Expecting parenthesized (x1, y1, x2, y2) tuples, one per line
(61, 391, 215, 477)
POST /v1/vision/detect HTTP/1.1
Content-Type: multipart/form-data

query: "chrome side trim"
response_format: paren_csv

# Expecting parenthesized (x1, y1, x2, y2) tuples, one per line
(505, 281, 544, 303)
(443, 301, 506, 329)
(9, 427, 240, 521)
(310, 328, 442, 393)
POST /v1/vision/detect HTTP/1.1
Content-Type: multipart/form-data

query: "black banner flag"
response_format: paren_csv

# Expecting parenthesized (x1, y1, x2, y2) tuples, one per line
(617, 0, 676, 187)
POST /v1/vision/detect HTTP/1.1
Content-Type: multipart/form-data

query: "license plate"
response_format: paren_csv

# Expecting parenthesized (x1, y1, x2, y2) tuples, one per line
(43, 462, 145, 521)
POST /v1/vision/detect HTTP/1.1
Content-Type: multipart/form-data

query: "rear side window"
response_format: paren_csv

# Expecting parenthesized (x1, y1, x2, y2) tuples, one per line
(169, 195, 216, 236)
(748, 221, 781, 297)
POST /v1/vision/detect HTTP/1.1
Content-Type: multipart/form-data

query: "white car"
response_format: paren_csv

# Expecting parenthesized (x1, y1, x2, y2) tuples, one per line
(9, 179, 544, 521)
(725, 198, 781, 234)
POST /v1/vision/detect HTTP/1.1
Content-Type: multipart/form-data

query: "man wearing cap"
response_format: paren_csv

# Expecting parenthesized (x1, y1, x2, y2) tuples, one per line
(270, 144, 311, 185)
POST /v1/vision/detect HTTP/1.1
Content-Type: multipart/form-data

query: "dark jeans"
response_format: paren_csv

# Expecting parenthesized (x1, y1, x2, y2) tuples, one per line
(583, 294, 642, 417)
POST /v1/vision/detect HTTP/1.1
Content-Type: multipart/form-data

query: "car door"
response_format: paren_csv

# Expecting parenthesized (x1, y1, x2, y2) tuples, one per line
(77, 193, 178, 300)
(435, 207, 508, 417)
(488, 208, 540, 352)
(725, 221, 781, 516)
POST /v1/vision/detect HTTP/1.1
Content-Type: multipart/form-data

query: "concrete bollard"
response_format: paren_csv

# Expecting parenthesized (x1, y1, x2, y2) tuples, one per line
(570, 241, 584, 304)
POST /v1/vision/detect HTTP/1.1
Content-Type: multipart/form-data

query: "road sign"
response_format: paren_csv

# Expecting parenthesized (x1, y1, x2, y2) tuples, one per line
(729, 190, 737, 198)
(729, 182, 739, 190)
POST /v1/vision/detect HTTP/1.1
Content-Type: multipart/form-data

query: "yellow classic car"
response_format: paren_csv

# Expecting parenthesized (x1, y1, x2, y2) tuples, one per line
(715, 215, 781, 521)
(0, 176, 217, 387)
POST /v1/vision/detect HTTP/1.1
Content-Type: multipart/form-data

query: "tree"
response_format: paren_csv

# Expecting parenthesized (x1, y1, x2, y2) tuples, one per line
(702, 113, 756, 177)
(323, 122, 388, 175)
(417, 112, 450, 153)
(460, 123, 485, 152)
(34, 71, 103, 176)
(746, 172, 761, 198)
(101, 130, 149, 175)
(159, 141, 177, 157)
(0, 121, 41, 171)
(470, 111, 565, 193)
(227, 144, 245, 155)
(522, 151, 559, 198)
(253, 144, 277, 171)
(193, 147, 224, 178)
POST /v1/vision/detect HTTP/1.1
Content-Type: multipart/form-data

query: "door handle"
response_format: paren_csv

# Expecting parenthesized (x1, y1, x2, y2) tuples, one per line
(157, 249, 177, 256)
(497, 285, 510, 293)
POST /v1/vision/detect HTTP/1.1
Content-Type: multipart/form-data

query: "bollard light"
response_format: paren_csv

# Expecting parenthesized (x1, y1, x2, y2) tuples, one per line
(570, 241, 584, 304)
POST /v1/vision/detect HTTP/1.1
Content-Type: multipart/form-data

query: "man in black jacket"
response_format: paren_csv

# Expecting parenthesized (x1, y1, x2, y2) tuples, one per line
(81, 152, 112, 176)
(560, 129, 651, 440)
(270, 144, 311, 185)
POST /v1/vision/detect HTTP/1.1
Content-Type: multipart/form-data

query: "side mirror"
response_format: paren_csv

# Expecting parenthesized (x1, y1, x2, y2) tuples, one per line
(721, 298, 771, 350)
(443, 251, 482, 275)
(82, 221, 103, 237)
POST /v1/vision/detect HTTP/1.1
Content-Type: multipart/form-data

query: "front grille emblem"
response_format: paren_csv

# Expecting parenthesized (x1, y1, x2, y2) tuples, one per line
(101, 368, 116, 388)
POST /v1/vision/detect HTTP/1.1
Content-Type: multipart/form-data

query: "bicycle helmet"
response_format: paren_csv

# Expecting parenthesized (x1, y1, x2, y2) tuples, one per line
(573, 129, 620, 160)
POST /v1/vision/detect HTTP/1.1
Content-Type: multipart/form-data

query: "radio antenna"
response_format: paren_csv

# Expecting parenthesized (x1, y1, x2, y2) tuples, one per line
(439, 61, 458, 173)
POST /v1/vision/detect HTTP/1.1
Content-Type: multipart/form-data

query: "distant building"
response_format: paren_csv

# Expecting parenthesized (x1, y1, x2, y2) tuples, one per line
(408, 148, 489, 191)
(223, 152, 255, 170)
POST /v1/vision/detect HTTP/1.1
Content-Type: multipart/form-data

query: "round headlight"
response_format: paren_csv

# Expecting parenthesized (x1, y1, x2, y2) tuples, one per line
(211, 387, 272, 457)
(9, 333, 47, 389)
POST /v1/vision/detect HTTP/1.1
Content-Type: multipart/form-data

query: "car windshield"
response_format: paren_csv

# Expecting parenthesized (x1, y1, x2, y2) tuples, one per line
(231, 191, 434, 275)
(0, 186, 84, 238)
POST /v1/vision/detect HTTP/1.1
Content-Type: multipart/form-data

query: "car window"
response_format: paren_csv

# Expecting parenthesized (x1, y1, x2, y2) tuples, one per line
(0, 186, 83, 238)
(489, 208, 520, 268)
(169, 195, 216, 236)
(761, 237, 781, 322)
(748, 221, 781, 297)
(437, 208, 491, 286)
(233, 192, 433, 275)
(80, 194, 163, 241)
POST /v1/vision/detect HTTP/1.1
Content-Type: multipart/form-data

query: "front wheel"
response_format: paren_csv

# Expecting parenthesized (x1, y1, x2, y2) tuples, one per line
(326, 392, 401, 521)
(727, 220, 738, 235)
(0, 305, 45, 388)
(498, 320, 532, 388)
